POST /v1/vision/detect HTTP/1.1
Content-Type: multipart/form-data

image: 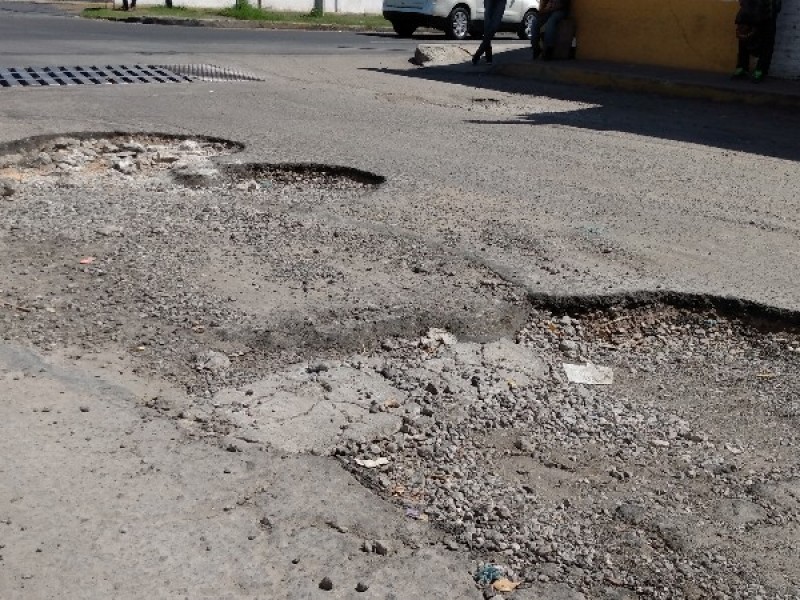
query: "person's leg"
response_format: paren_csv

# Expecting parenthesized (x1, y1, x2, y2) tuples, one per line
(754, 17, 777, 79)
(542, 9, 566, 58)
(733, 39, 750, 77)
(474, 0, 507, 63)
(530, 13, 543, 58)
(485, 0, 507, 42)
(474, 0, 494, 63)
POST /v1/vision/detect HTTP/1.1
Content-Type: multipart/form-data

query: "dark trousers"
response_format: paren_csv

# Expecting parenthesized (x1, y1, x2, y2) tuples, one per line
(737, 17, 777, 74)
(531, 10, 567, 51)
(474, 0, 508, 61)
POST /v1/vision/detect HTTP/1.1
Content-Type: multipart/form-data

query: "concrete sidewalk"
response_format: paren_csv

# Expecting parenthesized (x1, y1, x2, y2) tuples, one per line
(494, 57, 800, 109)
(414, 43, 800, 109)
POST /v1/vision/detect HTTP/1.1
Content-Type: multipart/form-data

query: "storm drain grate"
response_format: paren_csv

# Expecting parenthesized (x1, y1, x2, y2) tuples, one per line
(0, 64, 263, 89)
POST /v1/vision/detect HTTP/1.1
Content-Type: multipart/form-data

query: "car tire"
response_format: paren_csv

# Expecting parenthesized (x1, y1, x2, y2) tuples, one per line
(445, 6, 470, 40)
(518, 9, 536, 40)
(391, 19, 417, 38)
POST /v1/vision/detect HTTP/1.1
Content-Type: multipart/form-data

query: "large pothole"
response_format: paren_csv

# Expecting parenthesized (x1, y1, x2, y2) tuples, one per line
(0, 133, 524, 395)
(0, 132, 382, 193)
(328, 303, 799, 600)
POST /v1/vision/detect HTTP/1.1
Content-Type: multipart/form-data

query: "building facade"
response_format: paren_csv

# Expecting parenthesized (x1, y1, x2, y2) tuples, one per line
(570, 0, 799, 78)
(772, 1, 800, 78)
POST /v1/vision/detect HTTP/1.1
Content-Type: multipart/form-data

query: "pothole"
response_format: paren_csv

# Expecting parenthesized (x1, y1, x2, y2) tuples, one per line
(226, 162, 385, 191)
(0, 132, 517, 397)
(0, 133, 384, 193)
(0, 132, 240, 185)
(334, 301, 800, 600)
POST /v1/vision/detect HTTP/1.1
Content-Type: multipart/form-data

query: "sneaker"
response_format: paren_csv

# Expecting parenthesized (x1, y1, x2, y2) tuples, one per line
(731, 67, 748, 80)
(752, 70, 765, 82)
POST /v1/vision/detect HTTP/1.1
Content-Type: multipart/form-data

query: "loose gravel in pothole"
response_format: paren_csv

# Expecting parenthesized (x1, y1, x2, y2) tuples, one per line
(334, 307, 799, 600)
(0, 133, 522, 395)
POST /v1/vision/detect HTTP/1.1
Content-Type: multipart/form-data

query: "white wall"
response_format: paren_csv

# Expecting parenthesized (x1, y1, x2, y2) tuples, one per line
(773, 2, 800, 78)
(134, 0, 382, 13)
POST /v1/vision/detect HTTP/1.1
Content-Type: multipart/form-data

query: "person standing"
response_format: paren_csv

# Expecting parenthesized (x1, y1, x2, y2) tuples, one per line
(472, 0, 508, 65)
(531, 0, 571, 60)
(733, 0, 782, 82)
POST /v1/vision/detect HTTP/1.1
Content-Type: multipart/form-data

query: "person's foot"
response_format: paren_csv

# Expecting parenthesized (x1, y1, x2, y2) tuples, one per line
(471, 53, 480, 66)
(752, 69, 765, 82)
(485, 46, 493, 64)
(532, 47, 541, 60)
(543, 47, 554, 61)
(731, 67, 748, 80)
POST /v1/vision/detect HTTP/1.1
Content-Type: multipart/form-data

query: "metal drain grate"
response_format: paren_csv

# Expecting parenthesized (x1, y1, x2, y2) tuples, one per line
(0, 64, 262, 88)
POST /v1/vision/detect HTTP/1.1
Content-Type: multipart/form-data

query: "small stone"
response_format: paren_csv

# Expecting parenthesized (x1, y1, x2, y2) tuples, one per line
(121, 142, 146, 153)
(319, 576, 333, 591)
(194, 350, 230, 374)
(0, 178, 16, 198)
(178, 139, 202, 152)
(373, 540, 390, 555)
(559, 340, 579, 353)
(112, 157, 136, 175)
(79, 406, 90, 413)
(171, 160, 219, 188)
(355, 582, 369, 593)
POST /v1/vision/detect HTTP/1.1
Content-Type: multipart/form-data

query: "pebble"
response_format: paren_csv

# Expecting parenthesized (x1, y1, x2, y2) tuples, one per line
(318, 576, 333, 591)
(0, 177, 17, 198)
(372, 540, 390, 555)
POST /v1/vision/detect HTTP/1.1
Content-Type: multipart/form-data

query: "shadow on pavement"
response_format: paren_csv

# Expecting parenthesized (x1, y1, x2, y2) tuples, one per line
(363, 47, 800, 162)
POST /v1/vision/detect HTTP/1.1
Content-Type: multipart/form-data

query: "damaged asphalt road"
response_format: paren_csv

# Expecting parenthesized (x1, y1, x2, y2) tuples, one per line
(1, 14, 800, 600)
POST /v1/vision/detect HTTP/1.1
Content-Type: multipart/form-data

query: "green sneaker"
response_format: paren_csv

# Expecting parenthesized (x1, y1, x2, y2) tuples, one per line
(752, 70, 765, 82)
(731, 67, 748, 80)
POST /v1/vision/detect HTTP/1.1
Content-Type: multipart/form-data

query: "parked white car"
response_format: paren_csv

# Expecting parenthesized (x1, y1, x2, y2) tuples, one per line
(383, 0, 540, 40)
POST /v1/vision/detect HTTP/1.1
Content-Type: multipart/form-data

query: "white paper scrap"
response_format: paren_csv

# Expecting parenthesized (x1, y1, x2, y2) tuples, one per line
(563, 362, 614, 385)
(354, 457, 390, 468)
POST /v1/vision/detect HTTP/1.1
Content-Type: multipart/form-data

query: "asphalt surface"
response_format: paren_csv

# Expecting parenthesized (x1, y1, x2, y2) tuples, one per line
(2, 7, 800, 600)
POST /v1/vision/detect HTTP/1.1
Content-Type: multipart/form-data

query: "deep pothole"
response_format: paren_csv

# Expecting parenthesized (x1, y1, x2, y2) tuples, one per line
(1, 132, 517, 396)
(0, 132, 383, 193)
(329, 302, 800, 600)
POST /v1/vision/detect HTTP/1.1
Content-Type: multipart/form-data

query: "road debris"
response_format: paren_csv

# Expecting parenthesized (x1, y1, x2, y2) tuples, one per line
(562, 361, 614, 385)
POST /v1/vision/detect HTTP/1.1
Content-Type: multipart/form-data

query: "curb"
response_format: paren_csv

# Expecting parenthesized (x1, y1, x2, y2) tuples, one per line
(492, 62, 800, 109)
(85, 14, 393, 32)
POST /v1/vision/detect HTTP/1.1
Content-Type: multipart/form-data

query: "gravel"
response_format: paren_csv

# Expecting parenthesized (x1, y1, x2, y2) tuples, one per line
(335, 306, 799, 599)
(2, 134, 798, 600)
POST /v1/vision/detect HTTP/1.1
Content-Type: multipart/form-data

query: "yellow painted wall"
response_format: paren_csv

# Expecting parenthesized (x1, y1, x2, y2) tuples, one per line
(571, 0, 740, 73)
